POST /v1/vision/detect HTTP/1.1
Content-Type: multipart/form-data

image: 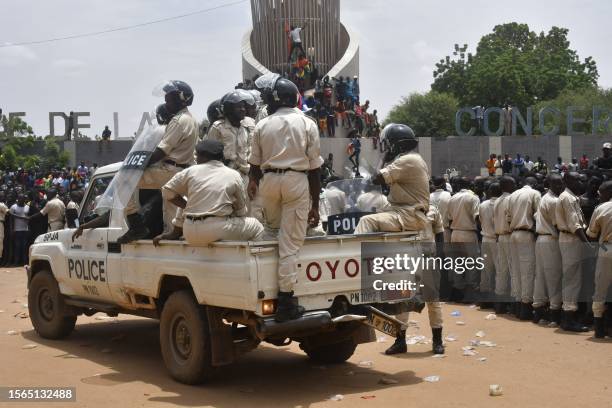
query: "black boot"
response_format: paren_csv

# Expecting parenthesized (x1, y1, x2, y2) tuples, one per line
(561, 311, 589, 332)
(519, 303, 533, 321)
(274, 291, 305, 323)
(385, 330, 407, 355)
(532, 306, 546, 324)
(594, 317, 605, 339)
(513, 302, 522, 318)
(550, 309, 562, 326)
(494, 302, 508, 315)
(117, 213, 150, 244)
(432, 327, 445, 354)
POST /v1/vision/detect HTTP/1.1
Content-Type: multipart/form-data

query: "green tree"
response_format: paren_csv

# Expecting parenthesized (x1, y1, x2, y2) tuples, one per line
(41, 137, 69, 171)
(432, 23, 599, 109)
(0, 144, 18, 170)
(533, 87, 612, 135)
(386, 91, 459, 137)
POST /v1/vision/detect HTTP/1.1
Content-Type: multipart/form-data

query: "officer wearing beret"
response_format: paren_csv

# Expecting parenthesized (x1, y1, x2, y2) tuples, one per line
(162, 140, 264, 246)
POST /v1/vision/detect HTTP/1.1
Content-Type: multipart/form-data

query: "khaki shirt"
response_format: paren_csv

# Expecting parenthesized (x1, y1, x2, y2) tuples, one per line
(207, 119, 250, 174)
(535, 191, 559, 236)
(242, 116, 256, 135)
(587, 199, 612, 243)
(493, 192, 512, 235)
(157, 108, 198, 165)
(380, 152, 430, 210)
(479, 197, 497, 238)
(40, 197, 66, 224)
(447, 189, 480, 231)
(555, 188, 586, 234)
(357, 191, 389, 212)
(507, 185, 541, 231)
(430, 189, 451, 227)
(0, 202, 8, 222)
(250, 107, 324, 171)
(421, 204, 445, 242)
(324, 187, 347, 216)
(162, 161, 247, 218)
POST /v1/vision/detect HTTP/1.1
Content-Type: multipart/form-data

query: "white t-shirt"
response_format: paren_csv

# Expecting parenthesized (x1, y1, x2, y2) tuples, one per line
(290, 27, 302, 43)
(10, 204, 30, 231)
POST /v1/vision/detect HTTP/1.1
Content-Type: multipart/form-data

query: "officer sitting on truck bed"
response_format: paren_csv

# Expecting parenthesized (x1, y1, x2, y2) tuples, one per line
(161, 140, 264, 246)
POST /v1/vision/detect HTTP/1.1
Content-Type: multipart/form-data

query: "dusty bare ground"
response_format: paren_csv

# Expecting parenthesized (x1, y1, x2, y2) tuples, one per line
(1, 266, 611, 408)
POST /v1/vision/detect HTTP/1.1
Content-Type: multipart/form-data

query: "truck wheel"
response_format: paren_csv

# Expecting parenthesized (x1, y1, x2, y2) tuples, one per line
(160, 291, 213, 384)
(302, 339, 357, 364)
(28, 270, 77, 339)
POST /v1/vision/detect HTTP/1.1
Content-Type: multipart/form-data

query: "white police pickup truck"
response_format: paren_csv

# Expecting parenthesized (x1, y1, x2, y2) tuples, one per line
(27, 162, 422, 385)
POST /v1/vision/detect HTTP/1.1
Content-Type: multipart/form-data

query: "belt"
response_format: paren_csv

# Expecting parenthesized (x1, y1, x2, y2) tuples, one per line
(513, 228, 535, 233)
(537, 233, 553, 236)
(559, 230, 574, 234)
(264, 168, 308, 174)
(164, 160, 190, 169)
(185, 214, 222, 222)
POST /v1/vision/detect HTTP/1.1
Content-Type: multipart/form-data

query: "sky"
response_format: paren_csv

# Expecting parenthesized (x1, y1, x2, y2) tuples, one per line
(1, 0, 612, 138)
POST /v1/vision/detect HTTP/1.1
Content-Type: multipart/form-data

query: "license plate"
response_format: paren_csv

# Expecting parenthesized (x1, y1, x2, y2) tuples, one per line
(364, 307, 403, 337)
(347, 289, 380, 304)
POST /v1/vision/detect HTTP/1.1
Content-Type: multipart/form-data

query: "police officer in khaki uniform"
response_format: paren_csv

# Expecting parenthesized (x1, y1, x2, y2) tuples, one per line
(119, 80, 198, 243)
(446, 178, 480, 301)
(207, 91, 251, 186)
(430, 176, 452, 242)
(248, 78, 323, 323)
(532, 174, 564, 326)
(555, 172, 590, 332)
(479, 182, 501, 306)
(162, 140, 264, 246)
(493, 176, 516, 314)
(30, 189, 65, 231)
(354, 124, 430, 234)
(387, 204, 445, 355)
(507, 177, 541, 319)
(586, 181, 612, 338)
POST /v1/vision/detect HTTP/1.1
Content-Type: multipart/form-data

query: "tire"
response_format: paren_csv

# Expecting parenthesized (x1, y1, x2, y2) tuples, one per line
(302, 339, 357, 364)
(160, 290, 213, 384)
(28, 270, 77, 339)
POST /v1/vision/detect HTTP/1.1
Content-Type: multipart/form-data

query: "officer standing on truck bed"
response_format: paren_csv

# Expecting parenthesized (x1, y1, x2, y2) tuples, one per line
(119, 80, 198, 244)
(247, 78, 323, 323)
(206, 91, 251, 187)
(353, 123, 432, 354)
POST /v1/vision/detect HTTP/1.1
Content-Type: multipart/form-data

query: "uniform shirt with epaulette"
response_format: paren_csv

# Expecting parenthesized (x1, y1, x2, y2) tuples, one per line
(157, 108, 198, 165)
(207, 119, 250, 175)
(587, 198, 612, 243)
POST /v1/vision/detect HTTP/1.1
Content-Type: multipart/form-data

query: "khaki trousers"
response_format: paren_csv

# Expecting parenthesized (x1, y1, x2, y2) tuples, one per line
(480, 236, 497, 293)
(450, 230, 479, 290)
(397, 303, 443, 330)
(183, 216, 264, 246)
(495, 234, 512, 297)
(354, 207, 426, 234)
(533, 235, 562, 309)
(259, 172, 310, 292)
(592, 245, 612, 318)
(125, 163, 180, 232)
(510, 230, 536, 303)
(559, 232, 584, 312)
(48, 221, 64, 232)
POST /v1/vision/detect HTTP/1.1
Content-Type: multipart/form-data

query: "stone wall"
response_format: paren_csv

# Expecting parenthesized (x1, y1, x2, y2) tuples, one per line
(320, 134, 612, 178)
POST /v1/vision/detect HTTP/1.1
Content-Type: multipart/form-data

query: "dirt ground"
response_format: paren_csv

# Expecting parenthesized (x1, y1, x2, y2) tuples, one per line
(1, 266, 611, 408)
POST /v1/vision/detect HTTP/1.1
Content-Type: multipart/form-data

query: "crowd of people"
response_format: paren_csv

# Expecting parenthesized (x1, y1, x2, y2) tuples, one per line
(429, 141, 612, 341)
(0, 162, 94, 266)
(485, 150, 611, 178)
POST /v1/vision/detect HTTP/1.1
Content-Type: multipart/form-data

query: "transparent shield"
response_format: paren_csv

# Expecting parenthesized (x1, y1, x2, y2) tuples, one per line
(324, 179, 383, 216)
(95, 118, 166, 228)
